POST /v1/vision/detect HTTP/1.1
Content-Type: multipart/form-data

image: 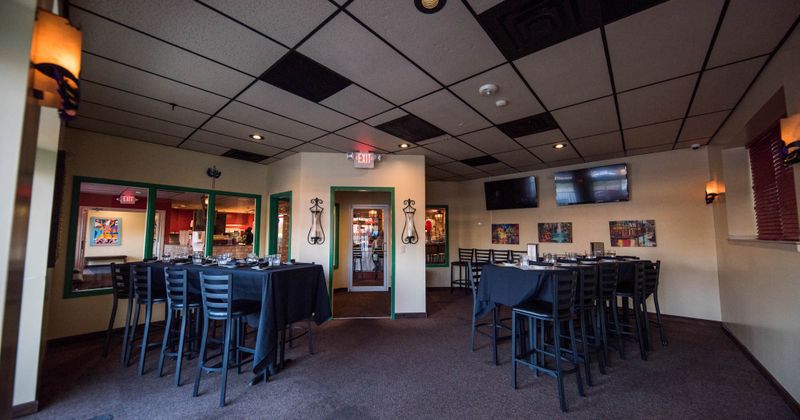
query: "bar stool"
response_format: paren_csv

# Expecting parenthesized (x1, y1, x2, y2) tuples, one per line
(473, 249, 492, 280)
(597, 262, 625, 362)
(613, 262, 648, 360)
(450, 248, 473, 293)
(103, 262, 133, 365)
(124, 265, 166, 375)
(157, 268, 201, 386)
(491, 249, 511, 263)
(193, 273, 260, 407)
(572, 265, 606, 385)
(642, 260, 668, 348)
(511, 270, 584, 412)
(467, 262, 509, 365)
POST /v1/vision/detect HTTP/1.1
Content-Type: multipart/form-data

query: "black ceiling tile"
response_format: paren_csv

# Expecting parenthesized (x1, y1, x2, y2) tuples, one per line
(599, 0, 669, 25)
(496, 113, 560, 138)
(222, 149, 270, 162)
(477, 0, 603, 61)
(461, 155, 501, 167)
(260, 51, 351, 102)
(375, 114, 446, 142)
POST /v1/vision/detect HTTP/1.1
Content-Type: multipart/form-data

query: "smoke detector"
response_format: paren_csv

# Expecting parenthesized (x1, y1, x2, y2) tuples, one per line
(479, 83, 498, 96)
(495, 99, 508, 107)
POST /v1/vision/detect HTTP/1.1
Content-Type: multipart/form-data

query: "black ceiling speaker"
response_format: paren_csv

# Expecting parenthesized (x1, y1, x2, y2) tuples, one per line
(415, 0, 446, 14)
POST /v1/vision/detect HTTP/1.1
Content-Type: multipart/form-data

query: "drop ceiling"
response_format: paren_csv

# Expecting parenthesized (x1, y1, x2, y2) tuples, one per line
(66, 0, 800, 181)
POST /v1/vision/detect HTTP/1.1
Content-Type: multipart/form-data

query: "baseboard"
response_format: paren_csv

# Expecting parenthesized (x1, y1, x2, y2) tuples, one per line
(47, 321, 166, 348)
(654, 313, 721, 328)
(721, 325, 800, 417)
(395, 312, 427, 319)
(12, 400, 38, 418)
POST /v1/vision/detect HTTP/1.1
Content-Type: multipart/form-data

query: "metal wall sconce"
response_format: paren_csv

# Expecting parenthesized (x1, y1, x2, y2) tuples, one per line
(31, 9, 83, 121)
(780, 114, 800, 165)
(401, 198, 419, 244)
(705, 180, 725, 205)
(307, 198, 325, 245)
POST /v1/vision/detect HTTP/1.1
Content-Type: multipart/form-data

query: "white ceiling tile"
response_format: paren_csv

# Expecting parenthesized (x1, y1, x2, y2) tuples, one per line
(486, 166, 519, 176)
(426, 166, 456, 179)
(403, 90, 491, 135)
(299, 14, 440, 104)
(348, 0, 505, 85)
(78, 102, 194, 138)
(81, 81, 209, 127)
(676, 139, 711, 149)
(424, 137, 484, 160)
(394, 147, 454, 165)
(218, 101, 326, 141)
(466, 0, 504, 14)
(547, 158, 584, 168)
(617, 75, 697, 128)
(365, 108, 409, 127)
(436, 161, 484, 176)
(679, 111, 729, 141)
(623, 120, 682, 149)
(80, 54, 228, 114)
(320, 84, 394, 120)
(312, 134, 379, 153)
(293, 143, 338, 153)
(458, 127, 521, 154)
(493, 150, 539, 167)
(180, 140, 228, 156)
(690, 57, 767, 116)
(626, 144, 674, 156)
(72, 0, 287, 76)
(583, 151, 626, 163)
(515, 163, 548, 172)
(202, 117, 303, 149)
(477, 162, 511, 172)
(71, 8, 254, 97)
(69, 117, 183, 147)
(551, 96, 618, 139)
(606, 0, 724, 91)
(238, 81, 356, 131)
(336, 123, 405, 152)
(450, 64, 544, 124)
(529, 143, 579, 162)
(189, 130, 283, 156)
(515, 129, 566, 148)
(571, 132, 623, 156)
(708, 0, 800, 67)
(416, 134, 450, 146)
(274, 150, 298, 159)
(260, 157, 280, 165)
(515, 29, 612, 110)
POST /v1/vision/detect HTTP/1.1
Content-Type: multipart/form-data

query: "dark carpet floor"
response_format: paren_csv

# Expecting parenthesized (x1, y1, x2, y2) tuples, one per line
(332, 290, 390, 318)
(30, 290, 795, 419)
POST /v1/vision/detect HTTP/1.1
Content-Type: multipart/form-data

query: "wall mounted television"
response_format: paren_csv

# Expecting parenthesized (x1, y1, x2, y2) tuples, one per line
(554, 164, 629, 206)
(484, 176, 538, 210)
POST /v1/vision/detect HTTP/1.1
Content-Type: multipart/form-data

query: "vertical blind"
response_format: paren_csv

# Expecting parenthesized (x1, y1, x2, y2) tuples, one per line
(747, 124, 800, 241)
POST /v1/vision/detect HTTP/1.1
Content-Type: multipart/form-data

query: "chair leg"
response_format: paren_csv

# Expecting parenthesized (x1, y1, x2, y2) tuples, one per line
(554, 320, 567, 412)
(175, 309, 188, 387)
(632, 298, 647, 361)
(641, 298, 652, 352)
(103, 297, 119, 358)
(193, 315, 209, 398)
(219, 319, 232, 408)
(236, 318, 243, 375)
(568, 319, 585, 398)
(158, 307, 173, 378)
(307, 318, 314, 355)
(537, 318, 544, 377)
(511, 312, 517, 389)
(610, 298, 625, 360)
(594, 307, 607, 375)
(470, 305, 477, 352)
(599, 300, 610, 368)
(579, 309, 593, 386)
(125, 302, 141, 367)
(491, 307, 498, 366)
(654, 292, 668, 346)
(138, 302, 153, 376)
(120, 298, 134, 365)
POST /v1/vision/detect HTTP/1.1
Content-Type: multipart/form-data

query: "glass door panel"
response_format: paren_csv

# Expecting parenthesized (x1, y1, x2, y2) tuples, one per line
(350, 205, 388, 291)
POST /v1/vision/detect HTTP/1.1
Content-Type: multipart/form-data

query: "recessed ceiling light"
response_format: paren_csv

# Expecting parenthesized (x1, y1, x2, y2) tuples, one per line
(415, 0, 446, 14)
(399, 143, 410, 148)
(553, 143, 566, 149)
(249, 134, 263, 140)
(479, 83, 498, 96)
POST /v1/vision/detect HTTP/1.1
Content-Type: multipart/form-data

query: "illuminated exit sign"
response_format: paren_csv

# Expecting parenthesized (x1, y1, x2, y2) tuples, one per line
(347, 152, 382, 169)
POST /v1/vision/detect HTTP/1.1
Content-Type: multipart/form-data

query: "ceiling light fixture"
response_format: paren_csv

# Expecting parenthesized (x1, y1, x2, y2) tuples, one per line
(479, 83, 498, 96)
(249, 134, 263, 140)
(495, 99, 508, 107)
(414, 0, 446, 14)
(553, 143, 566, 149)
(399, 143, 410, 148)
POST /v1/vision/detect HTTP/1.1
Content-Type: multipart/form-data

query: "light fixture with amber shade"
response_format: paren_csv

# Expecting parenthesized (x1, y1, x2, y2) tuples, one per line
(30, 9, 82, 120)
(415, 0, 446, 14)
(780, 113, 800, 166)
(705, 180, 725, 205)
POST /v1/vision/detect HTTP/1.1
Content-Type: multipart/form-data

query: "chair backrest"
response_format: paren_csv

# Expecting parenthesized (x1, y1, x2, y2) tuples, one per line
(576, 265, 598, 307)
(618, 255, 640, 260)
(131, 265, 152, 301)
(510, 250, 527, 263)
(458, 248, 474, 262)
(164, 268, 189, 308)
(110, 262, 131, 299)
(551, 270, 578, 320)
(199, 272, 233, 320)
(492, 249, 511, 263)
(633, 261, 647, 296)
(598, 262, 619, 298)
(643, 260, 660, 297)
(474, 249, 492, 263)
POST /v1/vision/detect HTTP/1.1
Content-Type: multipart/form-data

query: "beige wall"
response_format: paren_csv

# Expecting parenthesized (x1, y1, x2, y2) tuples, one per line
(427, 149, 722, 321)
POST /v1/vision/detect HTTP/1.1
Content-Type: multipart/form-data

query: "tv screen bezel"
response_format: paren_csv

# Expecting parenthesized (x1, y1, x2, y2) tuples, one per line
(484, 176, 538, 210)
(554, 163, 630, 206)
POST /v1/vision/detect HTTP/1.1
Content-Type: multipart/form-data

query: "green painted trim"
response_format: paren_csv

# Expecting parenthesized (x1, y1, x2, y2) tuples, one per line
(268, 191, 292, 259)
(425, 204, 450, 268)
(254, 197, 261, 256)
(332, 203, 340, 269)
(205, 192, 216, 256)
(329, 186, 396, 319)
(70, 176, 261, 199)
(143, 186, 157, 259)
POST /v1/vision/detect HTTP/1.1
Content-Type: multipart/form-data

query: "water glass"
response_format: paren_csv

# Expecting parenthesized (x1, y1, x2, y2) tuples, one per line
(192, 251, 203, 265)
(246, 253, 258, 264)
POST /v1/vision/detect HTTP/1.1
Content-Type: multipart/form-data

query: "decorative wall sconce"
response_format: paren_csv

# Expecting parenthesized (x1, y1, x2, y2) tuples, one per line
(30, 9, 82, 121)
(206, 166, 221, 189)
(705, 180, 725, 205)
(780, 114, 800, 165)
(307, 198, 325, 245)
(401, 199, 419, 244)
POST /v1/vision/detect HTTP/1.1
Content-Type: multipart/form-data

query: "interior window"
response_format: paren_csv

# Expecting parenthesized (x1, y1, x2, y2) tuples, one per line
(425, 206, 448, 265)
(158, 189, 208, 258)
(212, 194, 257, 259)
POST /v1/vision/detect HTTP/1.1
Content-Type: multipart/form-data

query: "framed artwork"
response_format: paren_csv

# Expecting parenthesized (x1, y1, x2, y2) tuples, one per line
(609, 220, 656, 247)
(91, 217, 122, 246)
(491, 223, 519, 244)
(538, 222, 573, 243)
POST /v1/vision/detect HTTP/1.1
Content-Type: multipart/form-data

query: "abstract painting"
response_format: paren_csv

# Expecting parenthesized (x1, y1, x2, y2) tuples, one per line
(491, 223, 519, 244)
(609, 220, 656, 247)
(91, 217, 121, 246)
(538, 222, 573, 243)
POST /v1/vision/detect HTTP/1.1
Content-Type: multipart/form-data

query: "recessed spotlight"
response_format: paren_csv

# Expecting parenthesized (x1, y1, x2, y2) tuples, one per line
(553, 143, 566, 149)
(249, 134, 263, 140)
(415, 0, 446, 14)
(479, 83, 498, 96)
(399, 143, 410, 149)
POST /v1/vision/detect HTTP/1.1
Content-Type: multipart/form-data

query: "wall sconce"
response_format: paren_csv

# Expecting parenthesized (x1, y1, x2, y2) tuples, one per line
(401, 199, 419, 244)
(705, 180, 725, 205)
(780, 114, 800, 165)
(307, 198, 325, 245)
(30, 9, 82, 121)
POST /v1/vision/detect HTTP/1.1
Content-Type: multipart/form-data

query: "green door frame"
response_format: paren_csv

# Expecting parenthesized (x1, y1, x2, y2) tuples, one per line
(268, 191, 292, 259)
(329, 186, 396, 319)
(64, 176, 261, 298)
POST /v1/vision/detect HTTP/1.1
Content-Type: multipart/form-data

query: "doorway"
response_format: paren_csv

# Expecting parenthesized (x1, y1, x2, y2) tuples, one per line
(349, 205, 389, 291)
(269, 191, 291, 262)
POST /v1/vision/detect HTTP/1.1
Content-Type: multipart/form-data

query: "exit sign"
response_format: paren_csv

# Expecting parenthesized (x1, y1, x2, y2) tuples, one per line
(350, 152, 380, 169)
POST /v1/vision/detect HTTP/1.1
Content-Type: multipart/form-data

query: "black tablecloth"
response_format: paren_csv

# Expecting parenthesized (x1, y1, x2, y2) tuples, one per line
(146, 262, 331, 375)
(475, 264, 568, 319)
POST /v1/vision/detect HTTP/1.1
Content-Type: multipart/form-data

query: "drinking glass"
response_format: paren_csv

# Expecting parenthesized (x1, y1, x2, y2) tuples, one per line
(192, 251, 203, 265)
(162, 252, 171, 263)
(246, 253, 258, 264)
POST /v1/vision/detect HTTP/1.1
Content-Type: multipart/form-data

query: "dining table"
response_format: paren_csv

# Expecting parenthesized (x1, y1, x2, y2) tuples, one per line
(145, 261, 332, 380)
(475, 264, 570, 319)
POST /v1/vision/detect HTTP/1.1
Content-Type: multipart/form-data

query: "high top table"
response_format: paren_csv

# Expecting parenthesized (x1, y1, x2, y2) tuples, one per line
(475, 264, 570, 319)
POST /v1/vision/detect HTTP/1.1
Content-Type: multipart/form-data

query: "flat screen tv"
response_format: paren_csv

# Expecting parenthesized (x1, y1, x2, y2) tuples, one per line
(484, 176, 538, 210)
(555, 164, 629, 206)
